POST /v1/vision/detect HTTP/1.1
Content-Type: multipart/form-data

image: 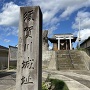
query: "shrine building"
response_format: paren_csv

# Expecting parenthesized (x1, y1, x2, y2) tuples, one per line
(48, 33, 77, 50)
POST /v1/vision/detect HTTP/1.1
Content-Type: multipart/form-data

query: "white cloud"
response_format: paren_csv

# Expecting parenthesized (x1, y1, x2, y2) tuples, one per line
(77, 29, 90, 41)
(0, 1, 90, 28)
(0, 26, 18, 36)
(6, 27, 18, 36)
(60, 0, 90, 18)
(0, 0, 90, 38)
(72, 11, 90, 30)
(0, 2, 19, 26)
(72, 11, 90, 42)
(28, 0, 90, 36)
(4, 39, 10, 42)
(48, 25, 58, 37)
(29, 0, 90, 22)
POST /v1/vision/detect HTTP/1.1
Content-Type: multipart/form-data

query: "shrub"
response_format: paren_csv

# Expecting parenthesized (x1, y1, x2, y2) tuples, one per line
(49, 79, 69, 90)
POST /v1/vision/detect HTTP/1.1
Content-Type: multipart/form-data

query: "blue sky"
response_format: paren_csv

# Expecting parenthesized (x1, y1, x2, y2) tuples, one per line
(0, 0, 90, 48)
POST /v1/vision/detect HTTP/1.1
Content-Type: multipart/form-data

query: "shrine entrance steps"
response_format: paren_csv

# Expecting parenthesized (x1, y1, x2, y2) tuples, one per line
(56, 50, 87, 70)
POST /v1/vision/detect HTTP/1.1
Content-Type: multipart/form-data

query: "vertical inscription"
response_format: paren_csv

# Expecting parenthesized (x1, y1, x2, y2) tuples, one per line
(22, 58, 34, 69)
(21, 8, 35, 85)
(27, 44, 29, 49)
(23, 10, 34, 51)
(24, 26, 33, 38)
(24, 44, 26, 51)
(30, 42, 32, 52)
(23, 10, 34, 22)
(21, 74, 33, 85)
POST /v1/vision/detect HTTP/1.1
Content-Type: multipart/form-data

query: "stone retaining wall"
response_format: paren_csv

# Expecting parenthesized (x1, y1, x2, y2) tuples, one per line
(42, 51, 56, 69)
(80, 51, 90, 70)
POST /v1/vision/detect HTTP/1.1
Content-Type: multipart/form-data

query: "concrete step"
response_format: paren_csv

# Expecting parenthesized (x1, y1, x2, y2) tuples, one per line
(72, 61, 84, 64)
(57, 64, 73, 66)
(56, 50, 86, 70)
(57, 61, 72, 64)
(57, 66, 74, 70)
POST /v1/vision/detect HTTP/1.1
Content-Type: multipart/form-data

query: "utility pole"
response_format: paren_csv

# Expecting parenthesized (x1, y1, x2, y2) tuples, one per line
(78, 18, 81, 48)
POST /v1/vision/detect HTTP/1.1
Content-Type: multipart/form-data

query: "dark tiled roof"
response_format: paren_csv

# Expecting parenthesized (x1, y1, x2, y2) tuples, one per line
(80, 37, 90, 46)
(0, 45, 8, 52)
(9, 45, 18, 49)
(0, 45, 8, 50)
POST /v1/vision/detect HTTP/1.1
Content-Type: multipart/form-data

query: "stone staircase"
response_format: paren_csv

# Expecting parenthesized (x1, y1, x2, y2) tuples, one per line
(56, 50, 86, 70)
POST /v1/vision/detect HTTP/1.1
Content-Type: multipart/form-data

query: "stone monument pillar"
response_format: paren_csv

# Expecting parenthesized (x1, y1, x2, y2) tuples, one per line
(16, 6, 42, 90)
(42, 30, 48, 51)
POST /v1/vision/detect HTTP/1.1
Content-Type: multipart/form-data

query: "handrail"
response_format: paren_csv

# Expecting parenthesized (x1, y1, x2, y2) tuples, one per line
(67, 50, 74, 68)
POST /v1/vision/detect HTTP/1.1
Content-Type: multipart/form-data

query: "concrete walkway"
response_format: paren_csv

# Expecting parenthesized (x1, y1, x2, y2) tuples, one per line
(43, 70, 90, 90)
(0, 70, 16, 90)
(1, 70, 90, 90)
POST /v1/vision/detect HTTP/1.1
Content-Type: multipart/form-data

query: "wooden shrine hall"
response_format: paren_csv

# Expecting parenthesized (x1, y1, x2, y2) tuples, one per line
(48, 34, 77, 50)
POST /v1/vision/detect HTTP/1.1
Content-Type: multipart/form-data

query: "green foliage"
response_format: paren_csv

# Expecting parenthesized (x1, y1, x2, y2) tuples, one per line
(9, 66, 16, 69)
(45, 73, 51, 82)
(42, 82, 48, 90)
(42, 78, 69, 90)
(77, 47, 86, 51)
(49, 79, 69, 90)
(42, 73, 69, 90)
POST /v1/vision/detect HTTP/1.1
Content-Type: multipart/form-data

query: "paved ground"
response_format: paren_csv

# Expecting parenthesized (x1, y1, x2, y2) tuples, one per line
(1, 70, 90, 90)
(43, 70, 90, 90)
(0, 70, 16, 90)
